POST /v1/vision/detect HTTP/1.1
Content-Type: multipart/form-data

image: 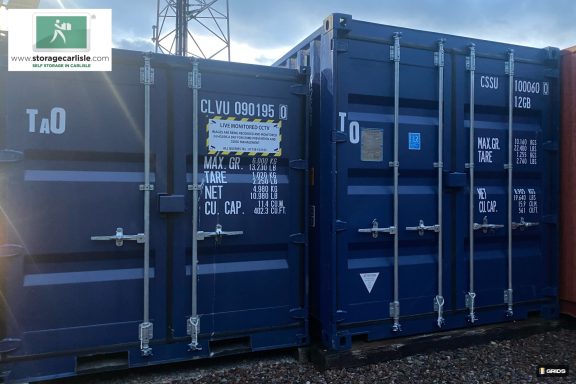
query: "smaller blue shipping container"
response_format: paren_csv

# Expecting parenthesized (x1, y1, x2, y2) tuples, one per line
(0, 37, 308, 383)
(275, 14, 559, 350)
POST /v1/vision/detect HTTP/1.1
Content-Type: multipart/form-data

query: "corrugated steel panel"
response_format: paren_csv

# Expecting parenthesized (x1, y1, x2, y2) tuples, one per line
(0, 38, 308, 382)
(276, 14, 559, 350)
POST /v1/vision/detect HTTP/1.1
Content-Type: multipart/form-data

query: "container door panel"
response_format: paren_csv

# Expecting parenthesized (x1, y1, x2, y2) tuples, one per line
(0, 58, 168, 355)
(171, 63, 307, 350)
(336, 41, 448, 328)
(458, 52, 554, 318)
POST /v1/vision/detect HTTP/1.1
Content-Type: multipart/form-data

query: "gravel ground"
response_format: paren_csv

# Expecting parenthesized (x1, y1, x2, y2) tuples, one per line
(59, 328, 576, 384)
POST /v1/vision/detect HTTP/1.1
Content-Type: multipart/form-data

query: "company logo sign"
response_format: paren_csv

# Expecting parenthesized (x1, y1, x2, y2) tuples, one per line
(35, 15, 88, 50)
(8, 9, 111, 71)
(538, 365, 569, 377)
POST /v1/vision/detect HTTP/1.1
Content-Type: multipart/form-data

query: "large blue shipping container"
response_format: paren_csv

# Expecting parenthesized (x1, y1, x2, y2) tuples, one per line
(0, 38, 308, 382)
(275, 14, 559, 350)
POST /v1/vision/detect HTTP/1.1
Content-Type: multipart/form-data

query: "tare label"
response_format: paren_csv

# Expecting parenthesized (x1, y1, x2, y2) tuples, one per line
(477, 136, 501, 163)
(201, 155, 287, 218)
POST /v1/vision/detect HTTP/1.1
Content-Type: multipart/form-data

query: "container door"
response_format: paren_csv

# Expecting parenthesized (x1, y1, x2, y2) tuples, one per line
(334, 35, 452, 346)
(0, 54, 169, 359)
(171, 61, 307, 354)
(456, 47, 558, 322)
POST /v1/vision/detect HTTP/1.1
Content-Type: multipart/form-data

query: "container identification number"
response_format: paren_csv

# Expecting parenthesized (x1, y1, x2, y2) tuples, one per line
(201, 99, 288, 120)
(479, 76, 549, 110)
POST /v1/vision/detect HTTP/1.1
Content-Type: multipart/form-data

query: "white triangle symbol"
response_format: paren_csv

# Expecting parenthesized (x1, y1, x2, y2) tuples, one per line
(360, 272, 380, 294)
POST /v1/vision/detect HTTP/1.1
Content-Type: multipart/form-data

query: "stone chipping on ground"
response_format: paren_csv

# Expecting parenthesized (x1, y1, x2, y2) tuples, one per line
(60, 328, 576, 384)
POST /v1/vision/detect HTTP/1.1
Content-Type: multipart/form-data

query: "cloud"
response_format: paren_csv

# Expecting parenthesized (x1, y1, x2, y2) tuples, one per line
(38, 0, 576, 63)
(113, 36, 154, 52)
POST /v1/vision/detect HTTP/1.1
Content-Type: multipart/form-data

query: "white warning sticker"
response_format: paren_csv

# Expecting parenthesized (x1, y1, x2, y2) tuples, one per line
(360, 272, 380, 294)
(208, 119, 281, 153)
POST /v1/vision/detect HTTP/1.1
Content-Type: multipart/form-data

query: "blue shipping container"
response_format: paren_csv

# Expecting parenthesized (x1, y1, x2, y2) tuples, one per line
(0, 40, 308, 382)
(275, 14, 559, 350)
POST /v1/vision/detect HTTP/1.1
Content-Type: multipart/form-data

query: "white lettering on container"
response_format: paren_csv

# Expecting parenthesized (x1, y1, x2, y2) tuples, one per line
(27, 107, 66, 135)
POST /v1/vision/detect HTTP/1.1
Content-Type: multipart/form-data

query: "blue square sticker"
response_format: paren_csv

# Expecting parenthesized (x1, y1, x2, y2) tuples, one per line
(409, 132, 421, 150)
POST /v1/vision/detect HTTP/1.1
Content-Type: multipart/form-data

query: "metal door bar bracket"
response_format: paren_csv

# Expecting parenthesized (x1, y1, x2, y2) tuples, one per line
(188, 70, 202, 89)
(511, 217, 539, 230)
(139, 66, 155, 85)
(465, 292, 478, 323)
(406, 219, 440, 236)
(139, 184, 155, 191)
(504, 289, 514, 317)
(197, 224, 244, 241)
(434, 295, 445, 328)
(466, 44, 476, 71)
(358, 219, 396, 238)
(187, 315, 202, 351)
(389, 32, 401, 61)
(91, 227, 145, 246)
(389, 301, 401, 332)
(473, 216, 504, 233)
(187, 183, 204, 191)
(139, 321, 153, 356)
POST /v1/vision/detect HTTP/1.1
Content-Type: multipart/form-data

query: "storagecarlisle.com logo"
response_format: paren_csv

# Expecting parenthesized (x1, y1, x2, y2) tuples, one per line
(7, 9, 111, 71)
(35, 15, 89, 51)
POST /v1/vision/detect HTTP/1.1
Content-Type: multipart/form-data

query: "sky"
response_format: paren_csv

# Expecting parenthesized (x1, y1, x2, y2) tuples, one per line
(8, 0, 576, 64)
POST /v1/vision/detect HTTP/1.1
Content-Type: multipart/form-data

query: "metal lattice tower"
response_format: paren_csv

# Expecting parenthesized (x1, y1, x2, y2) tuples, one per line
(153, 0, 230, 60)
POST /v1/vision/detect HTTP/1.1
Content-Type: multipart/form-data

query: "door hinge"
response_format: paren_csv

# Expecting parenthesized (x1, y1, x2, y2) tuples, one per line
(0, 150, 24, 163)
(0, 338, 21, 354)
(290, 308, 307, 319)
(289, 159, 308, 170)
(335, 220, 347, 232)
(0, 244, 25, 257)
(335, 309, 347, 323)
(333, 39, 348, 53)
(332, 131, 347, 143)
(290, 84, 308, 96)
(289, 233, 305, 244)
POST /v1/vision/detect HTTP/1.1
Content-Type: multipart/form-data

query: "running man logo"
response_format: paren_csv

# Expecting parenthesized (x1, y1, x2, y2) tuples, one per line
(35, 15, 88, 50)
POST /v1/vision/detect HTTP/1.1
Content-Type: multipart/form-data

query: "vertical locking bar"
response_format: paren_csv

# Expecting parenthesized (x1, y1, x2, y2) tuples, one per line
(505, 50, 515, 317)
(465, 44, 478, 324)
(389, 32, 402, 332)
(139, 55, 154, 356)
(434, 39, 446, 328)
(188, 59, 202, 350)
